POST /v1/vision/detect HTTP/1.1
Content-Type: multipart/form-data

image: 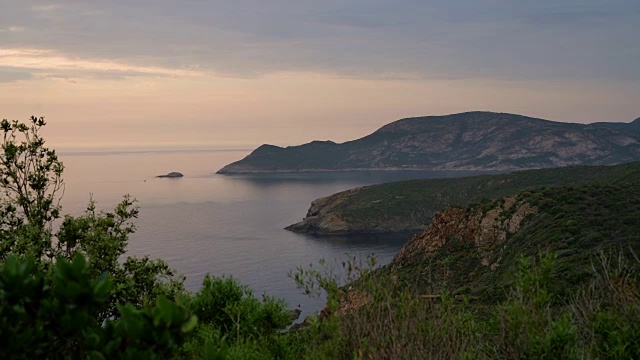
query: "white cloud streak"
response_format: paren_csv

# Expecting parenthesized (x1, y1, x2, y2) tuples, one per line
(0, 48, 206, 79)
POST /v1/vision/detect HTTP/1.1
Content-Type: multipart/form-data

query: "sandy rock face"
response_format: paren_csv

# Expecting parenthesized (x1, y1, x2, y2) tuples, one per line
(393, 196, 538, 267)
(331, 196, 538, 317)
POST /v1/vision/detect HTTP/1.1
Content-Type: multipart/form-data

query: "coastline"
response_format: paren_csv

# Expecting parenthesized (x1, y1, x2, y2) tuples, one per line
(217, 166, 518, 174)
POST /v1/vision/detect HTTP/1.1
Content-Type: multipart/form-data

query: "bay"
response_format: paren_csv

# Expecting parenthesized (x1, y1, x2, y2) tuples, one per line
(59, 149, 486, 319)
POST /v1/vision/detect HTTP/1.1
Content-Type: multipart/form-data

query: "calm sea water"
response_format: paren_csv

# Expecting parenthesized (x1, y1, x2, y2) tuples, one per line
(58, 150, 485, 319)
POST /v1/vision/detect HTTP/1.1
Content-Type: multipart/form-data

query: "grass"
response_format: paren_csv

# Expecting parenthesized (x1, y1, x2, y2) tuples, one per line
(283, 250, 640, 359)
(272, 180, 640, 358)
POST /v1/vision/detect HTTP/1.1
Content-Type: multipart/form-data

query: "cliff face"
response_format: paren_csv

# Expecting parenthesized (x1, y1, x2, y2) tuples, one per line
(383, 182, 640, 301)
(218, 112, 640, 174)
(285, 187, 373, 234)
(331, 197, 538, 314)
(392, 197, 537, 269)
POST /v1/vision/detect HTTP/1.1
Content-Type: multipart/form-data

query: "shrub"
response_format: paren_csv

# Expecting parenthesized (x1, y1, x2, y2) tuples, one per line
(0, 254, 196, 359)
(0, 117, 185, 320)
(188, 275, 290, 339)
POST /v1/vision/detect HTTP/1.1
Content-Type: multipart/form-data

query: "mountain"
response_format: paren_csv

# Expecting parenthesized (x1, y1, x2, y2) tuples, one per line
(218, 112, 640, 174)
(285, 161, 640, 235)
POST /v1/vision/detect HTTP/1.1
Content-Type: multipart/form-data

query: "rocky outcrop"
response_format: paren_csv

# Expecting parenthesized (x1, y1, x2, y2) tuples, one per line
(393, 197, 537, 268)
(319, 182, 640, 316)
(330, 197, 538, 316)
(218, 112, 640, 174)
(285, 188, 365, 234)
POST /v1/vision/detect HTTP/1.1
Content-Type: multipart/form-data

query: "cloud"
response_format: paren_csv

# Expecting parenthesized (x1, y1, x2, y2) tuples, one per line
(0, 48, 206, 81)
(0, 0, 637, 83)
(30, 4, 64, 12)
(0, 66, 33, 82)
(0, 26, 25, 33)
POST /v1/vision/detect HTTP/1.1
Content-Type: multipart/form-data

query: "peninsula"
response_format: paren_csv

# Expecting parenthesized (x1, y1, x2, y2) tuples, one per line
(218, 112, 640, 174)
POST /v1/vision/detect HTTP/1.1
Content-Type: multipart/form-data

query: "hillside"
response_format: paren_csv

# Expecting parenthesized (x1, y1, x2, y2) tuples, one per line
(383, 181, 640, 302)
(218, 112, 640, 174)
(286, 161, 640, 234)
(307, 180, 640, 359)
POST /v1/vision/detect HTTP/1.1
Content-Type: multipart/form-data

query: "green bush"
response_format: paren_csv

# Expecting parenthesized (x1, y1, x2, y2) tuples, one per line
(0, 117, 185, 321)
(188, 275, 290, 339)
(591, 310, 640, 359)
(0, 254, 196, 359)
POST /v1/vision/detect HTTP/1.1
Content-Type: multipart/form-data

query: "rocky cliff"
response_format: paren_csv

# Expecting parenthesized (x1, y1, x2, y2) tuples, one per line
(218, 112, 640, 174)
(383, 182, 640, 301)
(392, 196, 536, 268)
(330, 197, 538, 313)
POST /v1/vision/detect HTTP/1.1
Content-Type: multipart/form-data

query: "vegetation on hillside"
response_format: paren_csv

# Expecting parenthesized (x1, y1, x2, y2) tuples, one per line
(287, 161, 640, 234)
(389, 182, 640, 302)
(288, 250, 640, 359)
(1, 116, 640, 359)
(285, 180, 640, 358)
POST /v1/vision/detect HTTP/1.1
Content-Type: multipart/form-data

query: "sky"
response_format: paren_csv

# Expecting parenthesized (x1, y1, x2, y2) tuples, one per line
(0, 0, 639, 150)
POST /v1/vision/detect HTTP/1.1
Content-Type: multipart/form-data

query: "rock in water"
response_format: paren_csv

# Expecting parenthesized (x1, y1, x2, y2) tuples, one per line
(156, 172, 184, 178)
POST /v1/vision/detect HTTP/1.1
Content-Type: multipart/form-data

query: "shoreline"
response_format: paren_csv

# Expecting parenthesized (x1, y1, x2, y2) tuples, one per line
(217, 167, 515, 175)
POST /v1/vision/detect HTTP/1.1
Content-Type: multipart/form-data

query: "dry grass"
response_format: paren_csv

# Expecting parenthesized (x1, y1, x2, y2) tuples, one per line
(292, 250, 640, 359)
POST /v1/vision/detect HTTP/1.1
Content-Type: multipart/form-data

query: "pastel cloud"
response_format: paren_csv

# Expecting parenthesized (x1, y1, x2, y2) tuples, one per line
(0, 0, 637, 82)
(0, 48, 205, 80)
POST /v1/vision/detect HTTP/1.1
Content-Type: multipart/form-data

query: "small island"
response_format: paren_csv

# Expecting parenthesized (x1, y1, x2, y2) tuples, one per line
(156, 171, 184, 178)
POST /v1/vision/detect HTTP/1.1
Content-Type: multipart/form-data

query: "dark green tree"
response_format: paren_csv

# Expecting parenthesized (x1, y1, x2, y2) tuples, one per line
(0, 254, 196, 359)
(0, 116, 64, 261)
(0, 116, 184, 319)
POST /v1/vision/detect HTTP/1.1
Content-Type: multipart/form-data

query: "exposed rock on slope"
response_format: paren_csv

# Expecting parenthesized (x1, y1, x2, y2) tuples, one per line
(285, 188, 366, 234)
(393, 197, 537, 267)
(218, 112, 640, 174)
(384, 182, 640, 301)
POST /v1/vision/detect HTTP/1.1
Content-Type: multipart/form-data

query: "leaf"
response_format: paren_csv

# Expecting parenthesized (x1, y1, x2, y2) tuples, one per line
(181, 315, 198, 333)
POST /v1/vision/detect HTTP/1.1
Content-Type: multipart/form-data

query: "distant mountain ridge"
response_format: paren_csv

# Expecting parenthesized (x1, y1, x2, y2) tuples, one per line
(217, 111, 640, 173)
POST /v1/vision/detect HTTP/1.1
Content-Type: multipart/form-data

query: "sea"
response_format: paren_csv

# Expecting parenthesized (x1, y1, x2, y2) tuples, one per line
(58, 149, 485, 320)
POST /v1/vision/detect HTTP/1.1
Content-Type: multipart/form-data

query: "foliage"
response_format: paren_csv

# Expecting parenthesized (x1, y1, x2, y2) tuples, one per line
(289, 160, 640, 233)
(177, 275, 292, 359)
(56, 198, 185, 320)
(0, 117, 64, 261)
(56, 197, 138, 276)
(0, 117, 185, 321)
(285, 251, 640, 359)
(189, 275, 290, 339)
(0, 254, 196, 359)
(1, 248, 619, 360)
